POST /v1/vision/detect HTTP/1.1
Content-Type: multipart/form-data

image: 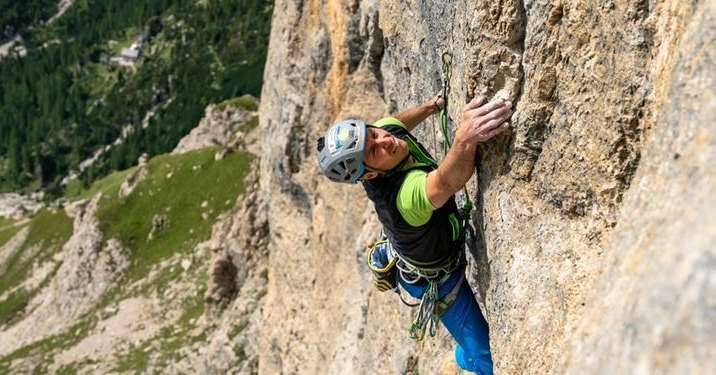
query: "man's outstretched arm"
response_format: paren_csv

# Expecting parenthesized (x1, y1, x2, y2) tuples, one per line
(426, 97, 512, 208)
(394, 95, 443, 131)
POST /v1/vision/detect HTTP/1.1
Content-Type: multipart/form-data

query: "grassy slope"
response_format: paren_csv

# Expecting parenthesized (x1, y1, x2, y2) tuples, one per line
(0, 210, 73, 326)
(215, 94, 259, 112)
(0, 217, 17, 229)
(0, 147, 253, 372)
(63, 167, 137, 201)
(0, 222, 22, 248)
(97, 147, 253, 280)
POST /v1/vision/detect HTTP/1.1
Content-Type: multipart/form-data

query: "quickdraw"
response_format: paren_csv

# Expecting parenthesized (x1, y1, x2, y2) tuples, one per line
(409, 271, 465, 341)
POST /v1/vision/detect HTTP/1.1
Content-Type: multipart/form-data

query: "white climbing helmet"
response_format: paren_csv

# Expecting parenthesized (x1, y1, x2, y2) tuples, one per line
(316, 119, 368, 183)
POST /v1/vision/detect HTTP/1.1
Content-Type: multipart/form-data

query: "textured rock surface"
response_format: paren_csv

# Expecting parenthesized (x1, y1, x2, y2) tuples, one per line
(0, 193, 45, 219)
(52, 296, 165, 368)
(0, 196, 128, 357)
(257, 0, 715, 373)
(563, 3, 716, 373)
(118, 153, 149, 198)
(172, 102, 259, 155)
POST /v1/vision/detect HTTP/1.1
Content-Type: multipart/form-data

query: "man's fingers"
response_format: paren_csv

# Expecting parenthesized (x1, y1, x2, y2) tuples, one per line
(465, 96, 487, 110)
(481, 121, 510, 141)
(479, 116, 511, 133)
(473, 99, 509, 116)
(480, 122, 509, 142)
(479, 104, 512, 122)
(475, 107, 512, 129)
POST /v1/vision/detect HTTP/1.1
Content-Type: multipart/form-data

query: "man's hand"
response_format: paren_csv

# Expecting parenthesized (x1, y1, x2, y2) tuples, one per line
(394, 95, 446, 131)
(455, 96, 512, 146)
(425, 96, 513, 208)
(431, 94, 445, 113)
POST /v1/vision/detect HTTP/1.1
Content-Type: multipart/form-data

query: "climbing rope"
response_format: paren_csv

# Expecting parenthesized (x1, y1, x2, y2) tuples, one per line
(410, 280, 439, 340)
(405, 52, 483, 342)
(408, 269, 466, 341)
(438, 52, 473, 220)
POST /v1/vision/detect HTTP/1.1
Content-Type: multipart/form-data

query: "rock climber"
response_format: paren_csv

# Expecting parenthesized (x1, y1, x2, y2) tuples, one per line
(316, 94, 512, 374)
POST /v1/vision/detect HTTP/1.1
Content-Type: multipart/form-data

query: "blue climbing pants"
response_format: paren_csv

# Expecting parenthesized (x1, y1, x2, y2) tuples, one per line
(400, 270, 493, 375)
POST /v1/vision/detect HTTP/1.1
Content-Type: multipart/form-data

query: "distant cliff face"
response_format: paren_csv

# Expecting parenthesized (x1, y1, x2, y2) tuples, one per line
(258, 0, 715, 374)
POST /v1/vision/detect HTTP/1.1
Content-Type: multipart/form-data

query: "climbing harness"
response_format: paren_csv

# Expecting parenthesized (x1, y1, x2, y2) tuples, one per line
(395, 251, 462, 285)
(366, 232, 466, 340)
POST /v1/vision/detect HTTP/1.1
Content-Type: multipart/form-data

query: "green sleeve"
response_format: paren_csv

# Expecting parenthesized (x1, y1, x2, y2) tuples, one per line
(373, 116, 407, 129)
(397, 169, 437, 227)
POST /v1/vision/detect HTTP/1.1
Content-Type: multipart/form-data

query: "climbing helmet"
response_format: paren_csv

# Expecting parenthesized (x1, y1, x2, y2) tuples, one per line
(317, 119, 368, 183)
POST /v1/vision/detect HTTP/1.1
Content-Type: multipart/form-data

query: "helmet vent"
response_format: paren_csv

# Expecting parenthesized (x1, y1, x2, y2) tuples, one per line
(317, 119, 368, 184)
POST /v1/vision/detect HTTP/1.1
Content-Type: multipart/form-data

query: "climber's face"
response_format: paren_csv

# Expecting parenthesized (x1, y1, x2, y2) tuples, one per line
(361, 126, 409, 180)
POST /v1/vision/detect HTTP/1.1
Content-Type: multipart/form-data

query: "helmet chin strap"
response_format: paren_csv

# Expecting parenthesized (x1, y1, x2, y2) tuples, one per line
(362, 153, 412, 180)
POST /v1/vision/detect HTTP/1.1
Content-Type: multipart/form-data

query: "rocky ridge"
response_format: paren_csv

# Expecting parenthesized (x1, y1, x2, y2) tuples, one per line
(0, 193, 45, 219)
(0, 196, 128, 357)
(256, 0, 715, 373)
(172, 97, 260, 156)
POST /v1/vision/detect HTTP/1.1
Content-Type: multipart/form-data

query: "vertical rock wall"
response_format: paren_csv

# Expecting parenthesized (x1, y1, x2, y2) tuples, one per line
(258, 0, 715, 373)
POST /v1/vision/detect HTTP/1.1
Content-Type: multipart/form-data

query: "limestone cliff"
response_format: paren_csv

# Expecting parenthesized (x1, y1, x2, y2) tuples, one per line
(257, 0, 715, 373)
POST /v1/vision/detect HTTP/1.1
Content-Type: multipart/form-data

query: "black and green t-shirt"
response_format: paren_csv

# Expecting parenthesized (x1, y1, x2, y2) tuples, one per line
(363, 117, 462, 267)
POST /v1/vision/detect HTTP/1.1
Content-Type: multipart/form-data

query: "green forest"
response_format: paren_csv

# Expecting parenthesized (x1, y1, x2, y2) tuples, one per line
(1, 0, 58, 40)
(0, 0, 272, 194)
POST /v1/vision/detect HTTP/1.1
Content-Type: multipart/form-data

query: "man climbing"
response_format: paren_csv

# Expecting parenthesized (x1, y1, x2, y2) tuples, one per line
(316, 94, 512, 374)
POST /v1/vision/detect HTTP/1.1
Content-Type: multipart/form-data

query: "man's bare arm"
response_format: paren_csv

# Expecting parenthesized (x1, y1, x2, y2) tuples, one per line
(394, 95, 443, 131)
(426, 97, 512, 208)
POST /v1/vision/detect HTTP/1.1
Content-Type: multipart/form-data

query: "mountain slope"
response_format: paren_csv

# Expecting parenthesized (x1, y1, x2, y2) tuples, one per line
(0, 101, 265, 373)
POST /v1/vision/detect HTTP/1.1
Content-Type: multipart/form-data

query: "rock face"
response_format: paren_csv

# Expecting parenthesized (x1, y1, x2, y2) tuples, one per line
(172, 101, 259, 155)
(118, 153, 149, 198)
(0, 193, 44, 219)
(0, 196, 128, 357)
(257, 0, 715, 374)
